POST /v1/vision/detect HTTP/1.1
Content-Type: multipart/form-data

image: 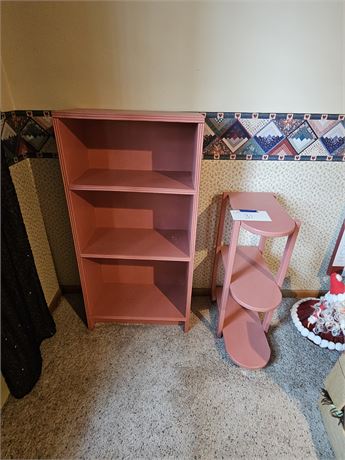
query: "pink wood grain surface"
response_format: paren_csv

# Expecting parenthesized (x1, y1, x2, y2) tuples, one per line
(54, 119, 88, 184)
(71, 190, 192, 229)
(53, 118, 95, 328)
(53, 110, 204, 329)
(211, 191, 300, 368)
(211, 192, 229, 302)
(71, 169, 194, 194)
(229, 192, 296, 237)
(82, 121, 196, 172)
(92, 284, 185, 323)
(216, 221, 241, 337)
(82, 258, 187, 323)
(221, 245, 282, 312)
(263, 219, 301, 331)
(217, 287, 271, 369)
(53, 109, 204, 124)
(81, 228, 190, 261)
(184, 123, 204, 331)
(55, 118, 198, 186)
(70, 191, 193, 254)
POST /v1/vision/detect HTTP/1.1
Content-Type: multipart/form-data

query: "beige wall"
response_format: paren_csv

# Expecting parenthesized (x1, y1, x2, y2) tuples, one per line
(1, 1, 344, 112)
(1, 60, 15, 111)
(20, 155, 345, 292)
(1, 1, 344, 293)
(195, 161, 345, 291)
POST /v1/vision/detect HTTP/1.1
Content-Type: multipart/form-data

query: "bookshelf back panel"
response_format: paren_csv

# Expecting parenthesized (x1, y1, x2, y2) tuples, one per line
(85, 259, 188, 285)
(72, 190, 192, 230)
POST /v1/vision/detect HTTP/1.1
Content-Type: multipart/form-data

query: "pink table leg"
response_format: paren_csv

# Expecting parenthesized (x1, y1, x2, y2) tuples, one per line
(211, 193, 229, 301)
(216, 220, 240, 337)
(258, 235, 266, 253)
(263, 220, 301, 332)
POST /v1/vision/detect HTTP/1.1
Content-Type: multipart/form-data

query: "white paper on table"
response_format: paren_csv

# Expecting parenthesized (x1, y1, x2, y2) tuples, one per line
(230, 210, 272, 222)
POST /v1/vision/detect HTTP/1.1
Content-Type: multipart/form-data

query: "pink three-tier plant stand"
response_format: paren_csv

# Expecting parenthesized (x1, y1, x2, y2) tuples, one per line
(211, 192, 300, 369)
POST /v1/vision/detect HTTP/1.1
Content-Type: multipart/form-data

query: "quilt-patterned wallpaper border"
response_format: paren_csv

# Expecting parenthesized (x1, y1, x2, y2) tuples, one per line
(1, 111, 58, 167)
(1, 110, 345, 166)
(203, 112, 345, 161)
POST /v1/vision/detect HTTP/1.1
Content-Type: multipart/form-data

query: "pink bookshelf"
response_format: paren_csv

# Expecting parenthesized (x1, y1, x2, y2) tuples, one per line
(53, 110, 204, 330)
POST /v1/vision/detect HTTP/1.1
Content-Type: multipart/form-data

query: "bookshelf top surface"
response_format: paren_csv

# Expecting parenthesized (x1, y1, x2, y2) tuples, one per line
(52, 109, 205, 123)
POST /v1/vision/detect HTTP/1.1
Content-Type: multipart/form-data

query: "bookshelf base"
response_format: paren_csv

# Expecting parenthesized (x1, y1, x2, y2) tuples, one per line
(90, 283, 186, 325)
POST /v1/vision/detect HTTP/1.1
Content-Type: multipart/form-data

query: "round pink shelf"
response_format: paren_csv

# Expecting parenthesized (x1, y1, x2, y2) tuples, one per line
(217, 288, 271, 369)
(229, 192, 296, 237)
(221, 245, 282, 313)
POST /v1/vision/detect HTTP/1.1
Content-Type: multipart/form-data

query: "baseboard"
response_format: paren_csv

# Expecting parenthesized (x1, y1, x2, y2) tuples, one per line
(192, 287, 326, 299)
(61, 285, 326, 300)
(60, 285, 82, 294)
(192, 288, 212, 297)
(281, 289, 326, 298)
(49, 288, 62, 313)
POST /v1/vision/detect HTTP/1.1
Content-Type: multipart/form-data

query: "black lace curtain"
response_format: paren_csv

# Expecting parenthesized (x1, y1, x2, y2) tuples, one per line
(1, 155, 56, 398)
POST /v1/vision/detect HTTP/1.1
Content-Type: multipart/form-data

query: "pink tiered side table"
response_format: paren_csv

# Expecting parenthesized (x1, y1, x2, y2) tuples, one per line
(211, 192, 300, 369)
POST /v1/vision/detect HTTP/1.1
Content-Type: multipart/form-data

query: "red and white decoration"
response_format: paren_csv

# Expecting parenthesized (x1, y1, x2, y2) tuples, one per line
(291, 273, 345, 351)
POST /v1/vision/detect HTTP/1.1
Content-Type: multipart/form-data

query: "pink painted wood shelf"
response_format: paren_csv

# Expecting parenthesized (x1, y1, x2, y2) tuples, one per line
(221, 246, 282, 312)
(229, 192, 296, 237)
(82, 258, 188, 325)
(92, 284, 186, 324)
(53, 109, 204, 123)
(53, 110, 204, 330)
(70, 169, 195, 194)
(81, 228, 190, 261)
(212, 192, 300, 369)
(216, 288, 271, 369)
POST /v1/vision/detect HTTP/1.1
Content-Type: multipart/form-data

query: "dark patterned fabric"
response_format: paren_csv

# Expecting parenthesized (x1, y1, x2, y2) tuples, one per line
(1, 154, 56, 398)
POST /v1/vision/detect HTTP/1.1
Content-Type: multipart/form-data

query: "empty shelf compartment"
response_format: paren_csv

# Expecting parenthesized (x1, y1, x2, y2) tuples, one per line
(56, 118, 198, 192)
(71, 191, 192, 260)
(82, 258, 188, 323)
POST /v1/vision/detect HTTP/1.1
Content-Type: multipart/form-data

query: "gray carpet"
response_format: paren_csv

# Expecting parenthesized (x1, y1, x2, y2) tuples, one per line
(1, 296, 339, 459)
